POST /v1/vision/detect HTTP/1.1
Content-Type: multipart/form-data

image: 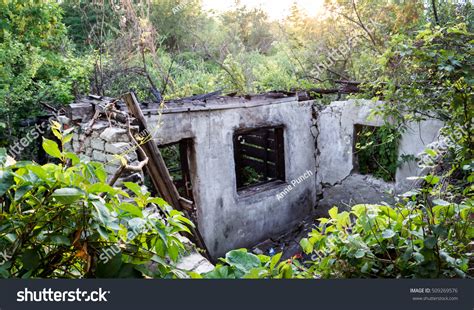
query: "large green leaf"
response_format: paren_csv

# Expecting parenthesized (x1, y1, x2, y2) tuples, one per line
(21, 249, 40, 271)
(118, 202, 143, 217)
(354, 249, 366, 258)
(204, 266, 233, 279)
(224, 249, 261, 273)
(26, 165, 49, 181)
(300, 238, 313, 254)
(382, 229, 396, 239)
(51, 188, 83, 204)
(96, 252, 122, 278)
(328, 207, 338, 219)
(424, 236, 438, 249)
(42, 138, 62, 159)
(123, 182, 142, 196)
(0, 170, 14, 196)
(14, 185, 32, 201)
(91, 200, 114, 226)
(87, 183, 116, 195)
(269, 252, 282, 270)
(48, 234, 71, 246)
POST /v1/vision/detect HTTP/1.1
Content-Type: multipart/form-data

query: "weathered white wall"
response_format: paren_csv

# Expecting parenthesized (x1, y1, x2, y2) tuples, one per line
(316, 99, 443, 214)
(316, 99, 386, 187)
(145, 99, 317, 258)
(395, 120, 444, 192)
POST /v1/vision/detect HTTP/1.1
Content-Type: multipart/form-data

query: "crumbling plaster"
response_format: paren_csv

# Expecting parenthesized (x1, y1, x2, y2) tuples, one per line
(144, 99, 317, 258)
(316, 99, 443, 214)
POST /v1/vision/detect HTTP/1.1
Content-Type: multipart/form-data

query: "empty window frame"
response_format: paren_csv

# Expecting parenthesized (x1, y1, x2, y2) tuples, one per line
(159, 139, 194, 200)
(353, 124, 398, 182)
(234, 126, 285, 190)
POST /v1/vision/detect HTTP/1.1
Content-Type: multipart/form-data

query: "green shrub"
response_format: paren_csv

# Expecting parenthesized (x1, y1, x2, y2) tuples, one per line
(0, 122, 193, 278)
(300, 191, 473, 278)
(354, 124, 401, 182)
(0, 0, 93, 153)
(199, 249, 297, 279)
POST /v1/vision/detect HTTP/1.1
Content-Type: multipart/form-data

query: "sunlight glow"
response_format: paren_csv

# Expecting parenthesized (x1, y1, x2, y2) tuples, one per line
(201, 0, 325, 20)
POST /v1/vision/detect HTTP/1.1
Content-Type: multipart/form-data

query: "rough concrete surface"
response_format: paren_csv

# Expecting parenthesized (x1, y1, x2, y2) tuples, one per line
(316, 174, 394, 216)
(396, 119, 443, 193)
(146, 99, 317, 258)
(68, 96, 443, 260)
(316, 99, 443, 215)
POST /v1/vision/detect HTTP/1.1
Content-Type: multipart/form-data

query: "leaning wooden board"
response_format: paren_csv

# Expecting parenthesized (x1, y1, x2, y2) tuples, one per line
(122, 92, 210, 258)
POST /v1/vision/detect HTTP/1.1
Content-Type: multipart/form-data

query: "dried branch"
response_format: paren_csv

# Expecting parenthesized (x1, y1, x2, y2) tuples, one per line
(107, 114, 149, 187)
(351, 0, 380, 53)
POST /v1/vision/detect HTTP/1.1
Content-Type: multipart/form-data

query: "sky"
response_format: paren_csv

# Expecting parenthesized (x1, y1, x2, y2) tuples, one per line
(201, 0, 325, 20)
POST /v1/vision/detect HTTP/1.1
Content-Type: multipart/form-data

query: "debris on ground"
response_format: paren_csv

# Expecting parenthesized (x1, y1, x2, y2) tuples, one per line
(251, 216, 316, 260)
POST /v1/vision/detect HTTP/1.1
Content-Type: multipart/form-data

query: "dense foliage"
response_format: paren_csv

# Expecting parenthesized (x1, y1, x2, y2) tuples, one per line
(300, 197, 472, 278)
(0, 123, 193, 278)
(370, 22, 473, 159)
(201, 249, 295, 279)
(0, 0, 472, 279)
(0, 1, 92, 151)
(354, 124, 400, 182)
(2, 0, 472, 155)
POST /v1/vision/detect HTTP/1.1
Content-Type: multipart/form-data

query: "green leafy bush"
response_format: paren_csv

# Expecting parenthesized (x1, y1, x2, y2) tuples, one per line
(299, 189, 473, 278)
(0, 123, 193, 278)
(201, 249, 298, 279)
(370, 22, 473, 160)
(0, 0, 93, 153)
(354, 124, 401, 182)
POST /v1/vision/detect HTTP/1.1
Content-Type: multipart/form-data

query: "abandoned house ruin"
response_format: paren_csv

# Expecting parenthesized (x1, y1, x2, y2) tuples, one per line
(65, 92, 443, 259)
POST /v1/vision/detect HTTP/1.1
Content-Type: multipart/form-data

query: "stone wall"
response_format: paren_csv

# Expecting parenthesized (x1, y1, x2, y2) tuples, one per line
(70, 117, 142, 185)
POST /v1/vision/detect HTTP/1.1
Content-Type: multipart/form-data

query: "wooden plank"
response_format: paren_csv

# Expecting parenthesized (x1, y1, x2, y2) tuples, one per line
(178, 197, 194, 212)
(275, 127, 286, 181)
(240, 135, 276, 148)
(241, 144, 276, 162)
(242, 158, 277, 178)
(122, 92, 210, 257)
(263, 130, 270, 179)
(123, 92, 181, 209)
(234, 136, 244, 188)
(179, 139, 194, 201)
(144, 96, 298, 114)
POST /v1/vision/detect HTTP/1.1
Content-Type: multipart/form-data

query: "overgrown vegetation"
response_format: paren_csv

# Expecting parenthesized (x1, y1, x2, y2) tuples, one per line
(300, 198, 472, 278)
(0, 123, 193, 278)
(354, 124, 400, 182)
(0, 1, 92, 153)
(0, 0, 472, 279)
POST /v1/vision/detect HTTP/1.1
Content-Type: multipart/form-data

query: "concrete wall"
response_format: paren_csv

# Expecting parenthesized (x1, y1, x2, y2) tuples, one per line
(316, 99, 443, 215)
(145, 99, 317, 258)
(395, 120, 445, 193)
(68, 96, 443, 259)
